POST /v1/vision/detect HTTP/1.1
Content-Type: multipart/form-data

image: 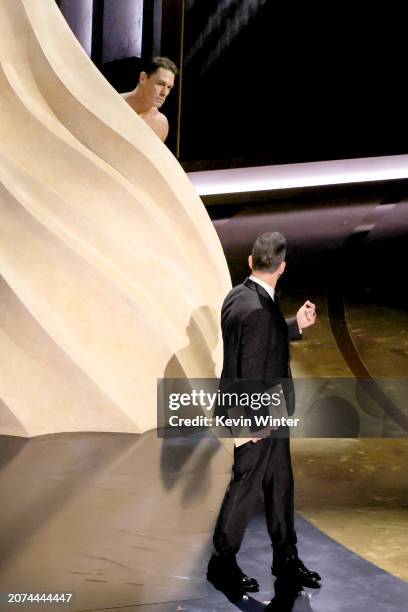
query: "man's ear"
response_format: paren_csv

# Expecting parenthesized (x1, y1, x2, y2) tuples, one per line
(279, 260, 286, 275)
(139, 71, 147, 84)
(248, 254, 253, 271)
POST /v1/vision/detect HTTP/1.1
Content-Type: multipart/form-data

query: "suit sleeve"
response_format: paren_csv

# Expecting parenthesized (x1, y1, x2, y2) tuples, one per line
(286, 316, 302, 342)
(239, 309, 274, 379)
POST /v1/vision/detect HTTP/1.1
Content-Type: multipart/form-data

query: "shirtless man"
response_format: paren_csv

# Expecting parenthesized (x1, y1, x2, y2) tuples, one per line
(122, 56, 178, 142)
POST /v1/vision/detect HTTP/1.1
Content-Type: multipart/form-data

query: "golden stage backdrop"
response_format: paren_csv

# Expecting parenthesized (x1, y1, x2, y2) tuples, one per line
(0, 0, 231, 437)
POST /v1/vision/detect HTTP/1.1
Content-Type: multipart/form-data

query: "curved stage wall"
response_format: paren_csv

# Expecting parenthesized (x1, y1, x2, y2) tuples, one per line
(0, 0, 231, 438)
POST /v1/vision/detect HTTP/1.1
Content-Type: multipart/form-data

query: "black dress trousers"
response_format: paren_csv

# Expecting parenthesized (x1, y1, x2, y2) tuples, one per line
(213, 433, 297, 557)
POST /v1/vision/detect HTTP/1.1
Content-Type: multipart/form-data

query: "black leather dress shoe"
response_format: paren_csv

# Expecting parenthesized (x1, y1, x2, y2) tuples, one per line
(238, 572, 259, 593)
(272, 555, 321, 588)
(266, 578, 305, 611)
(207, 554, 259, 594)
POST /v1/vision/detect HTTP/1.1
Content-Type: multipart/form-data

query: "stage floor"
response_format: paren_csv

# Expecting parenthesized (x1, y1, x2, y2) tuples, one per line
(1, 433, 407, 611)
(1, 181, 407, 610)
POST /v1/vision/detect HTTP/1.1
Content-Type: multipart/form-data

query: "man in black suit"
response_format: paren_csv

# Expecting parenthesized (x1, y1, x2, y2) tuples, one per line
(207, 232, 321, 596)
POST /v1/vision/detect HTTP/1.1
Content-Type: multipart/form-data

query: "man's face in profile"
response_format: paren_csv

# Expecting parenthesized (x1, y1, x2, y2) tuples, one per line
(139, 67, 175, 108)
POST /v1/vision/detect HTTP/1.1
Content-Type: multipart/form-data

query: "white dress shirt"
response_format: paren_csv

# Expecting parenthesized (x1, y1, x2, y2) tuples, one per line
(249, 274, 276, 301)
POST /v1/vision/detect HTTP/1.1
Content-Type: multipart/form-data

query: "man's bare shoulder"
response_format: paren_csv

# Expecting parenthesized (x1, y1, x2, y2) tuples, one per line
(142, 110, 169, 142)
(120, 94, 169, 141)
(121, 91, 137, 107)
(152, 110, 169, 129)
(121, 91, 137, 112)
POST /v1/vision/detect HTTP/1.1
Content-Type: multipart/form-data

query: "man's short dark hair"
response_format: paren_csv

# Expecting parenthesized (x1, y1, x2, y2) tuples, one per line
(251, 232, 287, 272)
(144, 56, 178, 77)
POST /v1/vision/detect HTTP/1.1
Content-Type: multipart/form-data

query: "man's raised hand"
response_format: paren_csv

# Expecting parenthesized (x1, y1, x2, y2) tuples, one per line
(296, 300, 317, 331)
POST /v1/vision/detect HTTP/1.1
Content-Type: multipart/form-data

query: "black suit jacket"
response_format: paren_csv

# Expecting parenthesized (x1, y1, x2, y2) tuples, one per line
(220, 278, 301, 416)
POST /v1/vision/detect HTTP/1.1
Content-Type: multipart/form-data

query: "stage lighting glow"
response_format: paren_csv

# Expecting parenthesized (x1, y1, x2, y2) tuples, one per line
(185, 0, 267, 74)
(188, 155, 408, 197)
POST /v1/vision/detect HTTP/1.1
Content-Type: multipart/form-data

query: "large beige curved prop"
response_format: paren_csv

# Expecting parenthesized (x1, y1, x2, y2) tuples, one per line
(0, 0, 231, 437)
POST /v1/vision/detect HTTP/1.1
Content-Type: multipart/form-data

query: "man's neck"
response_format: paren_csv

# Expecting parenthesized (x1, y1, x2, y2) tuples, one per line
(250, 270, 279, 289)
(127, 87, 156, 115)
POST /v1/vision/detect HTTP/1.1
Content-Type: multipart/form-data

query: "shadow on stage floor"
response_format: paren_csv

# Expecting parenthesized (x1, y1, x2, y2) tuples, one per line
(0, 432, 407, 611)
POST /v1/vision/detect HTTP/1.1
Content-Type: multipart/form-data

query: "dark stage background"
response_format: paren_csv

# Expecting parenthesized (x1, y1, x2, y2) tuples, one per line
(57, 1, 407, 169)
(181, 1, 407, 168)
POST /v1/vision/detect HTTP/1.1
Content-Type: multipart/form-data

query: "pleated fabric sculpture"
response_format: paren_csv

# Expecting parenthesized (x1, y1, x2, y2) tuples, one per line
(0, 0, 231, 437)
